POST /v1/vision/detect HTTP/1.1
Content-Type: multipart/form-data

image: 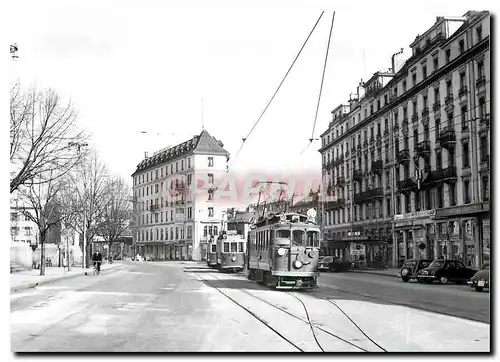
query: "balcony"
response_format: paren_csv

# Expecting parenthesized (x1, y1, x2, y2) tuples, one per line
(325, 198, 345, 211)
(371, 160, 383, 173)
(323, 161, 332, 170)
(438, 126, 456, 149)
(336, 176, 346, 185)
(458, 87, 468, 106)
(394, 123, 399, 133)
(416, 140, 431, 158)
(442, 166, 457, 182)
(149, 205, 159, 213)
(444, 95, 454, 113)
(397, 178, 417, 192)
(421, 107, 430, 126)
(479, 113, 490, 128)
(369, 137, 375, 145)
(396, 149, 410, 164)
(480, 155, 490, 173)
(422, 166, 457, 186)
(476, 75, 486, 89)
(411, 113, 419, 123)
(353, 187, 384, 204)
(353, 170, 363, 182)
(432, 100, 441, 113)
(383, 128, 389, 139)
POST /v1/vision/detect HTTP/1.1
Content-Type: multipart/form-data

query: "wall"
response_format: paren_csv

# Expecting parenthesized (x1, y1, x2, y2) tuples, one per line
(10, 242, 33, 270)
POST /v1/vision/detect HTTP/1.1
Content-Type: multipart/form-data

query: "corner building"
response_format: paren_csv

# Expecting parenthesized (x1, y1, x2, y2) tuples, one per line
(131, 130, 230, 261)
(319, 11, 490, 269)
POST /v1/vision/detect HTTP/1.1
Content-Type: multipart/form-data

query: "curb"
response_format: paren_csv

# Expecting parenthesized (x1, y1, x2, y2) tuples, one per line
(10, 264, 126, 293)
(349, 270, 399, 278)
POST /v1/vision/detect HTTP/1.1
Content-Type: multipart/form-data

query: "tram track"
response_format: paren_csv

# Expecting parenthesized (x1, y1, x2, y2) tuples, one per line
(194, 272, 380, 352)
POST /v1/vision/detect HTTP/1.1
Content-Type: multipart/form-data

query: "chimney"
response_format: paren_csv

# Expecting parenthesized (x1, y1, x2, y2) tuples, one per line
(391, 48, 405, 74)
(144, 151, 149, 159)
(357, 80, 365, 99)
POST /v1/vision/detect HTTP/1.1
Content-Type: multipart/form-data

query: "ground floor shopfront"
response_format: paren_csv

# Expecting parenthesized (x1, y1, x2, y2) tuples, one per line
(392, 204, 490, 269)
(134, 242, 204, 261)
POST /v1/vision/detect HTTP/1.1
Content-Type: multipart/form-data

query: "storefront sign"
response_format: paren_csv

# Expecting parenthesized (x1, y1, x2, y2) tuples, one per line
(393, 209, 436, 222)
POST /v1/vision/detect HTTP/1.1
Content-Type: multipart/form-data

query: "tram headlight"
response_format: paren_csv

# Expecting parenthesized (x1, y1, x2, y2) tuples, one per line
(231, 256, 236, 262)
(277, 248, 286, 256)
(294, 260, 303, 269)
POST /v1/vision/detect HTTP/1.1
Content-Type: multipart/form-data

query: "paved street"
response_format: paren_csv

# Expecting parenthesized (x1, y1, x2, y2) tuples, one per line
(11, 261, 490, 352)
(315, 271, 490, 323)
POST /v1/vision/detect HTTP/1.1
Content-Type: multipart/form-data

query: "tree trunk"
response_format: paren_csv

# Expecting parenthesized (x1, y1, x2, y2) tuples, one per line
(40, 241, 45, 276)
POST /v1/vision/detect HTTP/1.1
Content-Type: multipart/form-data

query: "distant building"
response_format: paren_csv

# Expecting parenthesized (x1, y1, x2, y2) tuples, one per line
(131, 130, 230, 261)
(318, 11, 490, 268)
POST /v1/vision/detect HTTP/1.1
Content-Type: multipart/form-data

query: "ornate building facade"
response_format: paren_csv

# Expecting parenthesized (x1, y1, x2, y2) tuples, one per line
(319, 11, 490, 269)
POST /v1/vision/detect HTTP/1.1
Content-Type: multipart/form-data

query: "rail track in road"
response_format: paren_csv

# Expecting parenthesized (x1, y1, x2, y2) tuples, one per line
(193, 271, 385, 352)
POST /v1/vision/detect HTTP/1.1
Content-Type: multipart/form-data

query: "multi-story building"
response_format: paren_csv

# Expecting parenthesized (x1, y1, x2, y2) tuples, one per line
(131, 130, 230, 261)
(319, 11, 490, 269)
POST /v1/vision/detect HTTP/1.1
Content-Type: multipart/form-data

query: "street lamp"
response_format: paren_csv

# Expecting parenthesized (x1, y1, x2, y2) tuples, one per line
(69, 141, 89, 268)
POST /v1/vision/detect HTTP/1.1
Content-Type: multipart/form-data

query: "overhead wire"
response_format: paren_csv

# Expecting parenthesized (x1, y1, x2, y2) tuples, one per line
(211, 11, 326, 194)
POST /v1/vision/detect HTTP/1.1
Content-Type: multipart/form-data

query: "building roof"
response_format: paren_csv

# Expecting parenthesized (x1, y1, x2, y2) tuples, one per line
(132, 129, 229, 176)
(228, 212, 254, 224)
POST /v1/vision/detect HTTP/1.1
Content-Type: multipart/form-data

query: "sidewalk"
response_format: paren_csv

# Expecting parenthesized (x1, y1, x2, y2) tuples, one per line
(10, 262, 124, 293)
(349, 268, 400, 278)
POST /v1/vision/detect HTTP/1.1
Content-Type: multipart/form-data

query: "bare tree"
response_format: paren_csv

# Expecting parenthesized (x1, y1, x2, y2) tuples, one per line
(98, 177, 133, 259)
(64, 152, 110, 268)
(17, 172, 74, 276)
(10, 82, 89, 194)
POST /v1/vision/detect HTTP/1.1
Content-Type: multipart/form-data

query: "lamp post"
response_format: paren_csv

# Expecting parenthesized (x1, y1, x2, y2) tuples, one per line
(68, 142, 88, 268)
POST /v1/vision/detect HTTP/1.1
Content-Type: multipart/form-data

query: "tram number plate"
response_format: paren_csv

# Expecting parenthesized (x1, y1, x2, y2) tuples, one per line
(478, 280, 485, 287)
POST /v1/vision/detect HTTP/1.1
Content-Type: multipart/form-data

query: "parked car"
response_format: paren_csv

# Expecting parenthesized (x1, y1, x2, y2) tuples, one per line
(468, 263, 490, 292)
(416, 259, 477, 284)
(318, 256, 350, 272)
(398, 259, 432, 282)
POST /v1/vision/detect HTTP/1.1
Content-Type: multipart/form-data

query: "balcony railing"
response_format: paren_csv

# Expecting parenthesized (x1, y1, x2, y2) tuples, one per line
(149, 205, 159, 212)
(354, 187, 384, 203)
(458, 86, 468, 98)
(336, 176, 346, 185)
(353, 170, 363, 182)
(397, 149, 410, 164)
(421, 107, 429, 118)
(438, 126, 456, 148)
(476, 75, 486, 88)
(432, 101, 441, 112)
(371, 160, 383, 173)
(411, 114, 419, 123)
(397, 178, 417, 192)
(416, 140, 431, 157)
(325, 198, 345, 210)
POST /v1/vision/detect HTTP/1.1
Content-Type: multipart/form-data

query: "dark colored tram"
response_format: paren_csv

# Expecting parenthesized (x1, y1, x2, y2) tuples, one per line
(207, 237, 217, 268)
(247, 210, 320, 289)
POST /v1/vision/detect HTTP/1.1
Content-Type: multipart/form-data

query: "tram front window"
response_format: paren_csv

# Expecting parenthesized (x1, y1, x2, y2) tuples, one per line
(231, 242, 238, 252)
(238, 242, 244, 252)
(276, 230, 290, 239)
(211, 244, 216, 253)
(223, 242, 229, 253)
(307, 231, 319, 247)
(292, 230, 304, 246)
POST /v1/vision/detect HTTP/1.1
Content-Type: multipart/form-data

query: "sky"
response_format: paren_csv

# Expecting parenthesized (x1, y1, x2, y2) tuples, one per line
(5, 0, 498, 188)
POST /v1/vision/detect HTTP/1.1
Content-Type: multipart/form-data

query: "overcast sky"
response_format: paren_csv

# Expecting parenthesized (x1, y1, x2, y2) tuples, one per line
(6, 0, 497, 187)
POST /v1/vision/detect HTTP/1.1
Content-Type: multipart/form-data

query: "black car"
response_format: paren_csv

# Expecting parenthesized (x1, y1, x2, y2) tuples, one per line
(318, 256, 350, 272)
(398, 259, 432, 282)
(468, 263, 490, 292)
(416, 259, 477, 284)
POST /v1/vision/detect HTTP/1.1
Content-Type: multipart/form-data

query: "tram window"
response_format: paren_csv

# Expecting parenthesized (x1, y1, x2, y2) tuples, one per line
(276, 230, 291, 239)
(238, 242, 244, 252)
(307, 231, 319, 247)
(224, 242, 229, 253)
(292, 230, 305, 246)
(211, 244, 216, 253)
(231, 242, 238, 252)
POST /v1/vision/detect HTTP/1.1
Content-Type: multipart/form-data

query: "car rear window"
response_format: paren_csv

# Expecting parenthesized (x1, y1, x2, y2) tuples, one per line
(404, 261, 417, 267)
(321, 257, 334, 263)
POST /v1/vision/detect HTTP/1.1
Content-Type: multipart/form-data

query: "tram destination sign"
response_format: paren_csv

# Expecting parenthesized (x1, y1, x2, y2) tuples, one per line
(393, 209, 436, 222)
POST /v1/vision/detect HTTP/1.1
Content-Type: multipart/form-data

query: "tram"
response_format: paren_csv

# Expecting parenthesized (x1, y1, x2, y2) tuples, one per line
(216, 230, 246, 272)
(247, 209, 320, 289)
(207, 237, 217, 268)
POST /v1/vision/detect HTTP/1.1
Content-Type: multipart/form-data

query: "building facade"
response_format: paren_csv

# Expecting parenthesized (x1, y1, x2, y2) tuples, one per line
(319, 11, 490, 269)
(131, 130, 230, 261)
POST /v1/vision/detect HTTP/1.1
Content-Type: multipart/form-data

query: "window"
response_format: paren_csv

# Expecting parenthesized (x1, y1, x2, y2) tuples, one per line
(463, 179, 471, 203)
(306, 231, 319, 247)
(437, 185, 443, 208)
(480, 136, 488, 161)
(176, 162, 179, 172)
(208, 207, 214, 217)
(412, 73, 417, 86)
(24, 227, 31, 236)
(188, 207, 192, 219)
(208, 157, 214, 167)
(445, 49, 451, 63)
(224, 242, 229, 253)
(238, 242, 244, 253)
(208, 173, 214, 184)
(230, 242, 238, 252)
(181, 160, 184, 171)
(461, 106, 468, 129)
(463, 142, 470, 168)
(449, 183, 456, 206)
(459, 39, 465, 53)
(482, 177, 489, 201)
(188, 158, 191, 169)
(187, 174, 192, 186)
(415, 191, 421, 211)
(160, 168, 163, 177)
(446, 79, 452, 97)
(208, 189, 214, 201)
(204, 226, 208, 237)
(433, 56, 438, 71)
(436, 151, 442, 171)
(422, 65, 427, 79)
(402, 80, 407, 93)
(476, 25, 482, 42)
